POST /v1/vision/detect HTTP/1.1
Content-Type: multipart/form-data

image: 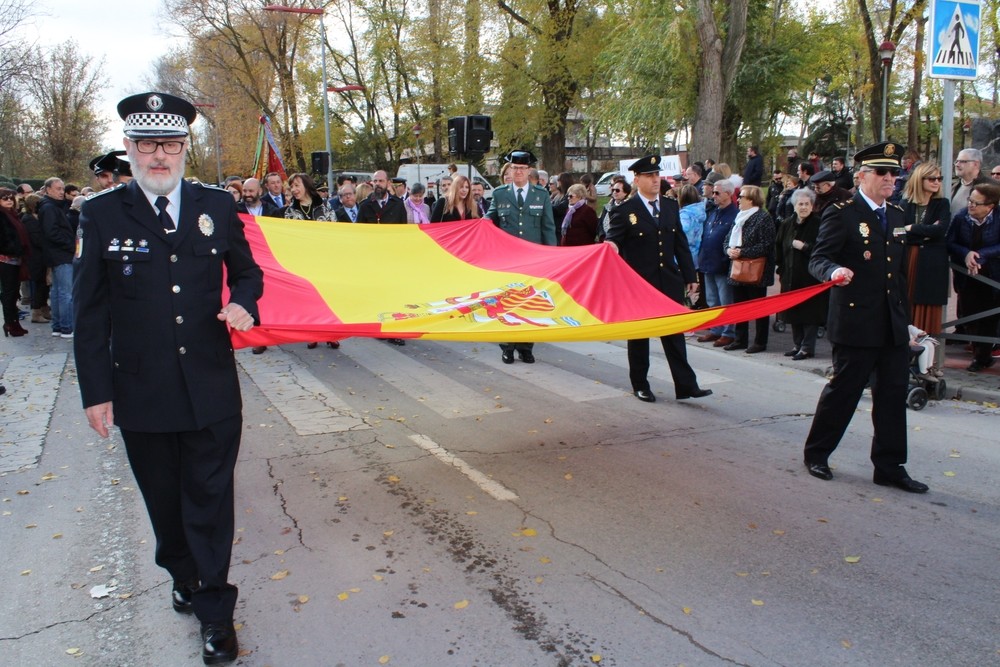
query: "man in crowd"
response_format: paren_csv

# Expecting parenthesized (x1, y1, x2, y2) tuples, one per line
(74, 91, 264, 663)
(38, 177, 75, 338)
(830, 157, 854, 191)
(438, 175, 452, 200)
(766, 169, 784, 218)
(797, 160, 816, 188)
(237, 178, 278, 217)
(810, 170, 853, 213)
(991, 165, 1000, 182)
(743, 145, 763, 186)
(263, 171, 286, 210)
(684, 163, 704, 193)
(606, 155, 712, 404)
(392, 177, 408, 199)
(334, 182, 360, 222)
(485, 150, 556, 364)
(786, 148, 802, 176)
(952, 148, 990, 218)
(357, 170, 407, 224)
(802, 141, 927, 494)
(472, 181, 488, 217)
(696, 179, 738, 347)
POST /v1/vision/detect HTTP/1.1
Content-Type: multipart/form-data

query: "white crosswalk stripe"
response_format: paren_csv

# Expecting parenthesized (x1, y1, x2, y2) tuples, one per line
(0, 353, 67, 472)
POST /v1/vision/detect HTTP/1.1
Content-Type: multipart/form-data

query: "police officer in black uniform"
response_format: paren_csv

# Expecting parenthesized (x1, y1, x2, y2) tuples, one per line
(802, 142, 928, 493)
(605, 155, 712, 403)
(74, 91, 264, 663)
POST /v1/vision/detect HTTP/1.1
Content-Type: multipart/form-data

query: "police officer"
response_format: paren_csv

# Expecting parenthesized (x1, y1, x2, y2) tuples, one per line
(74, 91, 264, 663)
(486, 150, 556, 363)
(802, 142, 928, 493)
(89, 152, 119, 191)
(605, 155, 712, 403)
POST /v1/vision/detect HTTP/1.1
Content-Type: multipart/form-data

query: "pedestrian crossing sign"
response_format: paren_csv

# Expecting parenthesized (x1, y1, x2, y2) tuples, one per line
(928, 0, 980, 80)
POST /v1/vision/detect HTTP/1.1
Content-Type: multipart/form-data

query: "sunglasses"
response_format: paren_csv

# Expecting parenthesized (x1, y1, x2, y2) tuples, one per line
(923, 176, 943, 182)
(869, 167, 900, 177)
(992, 172, 1000, 177)
(611, 188, 623, 193)
(0, 195, 14, 201)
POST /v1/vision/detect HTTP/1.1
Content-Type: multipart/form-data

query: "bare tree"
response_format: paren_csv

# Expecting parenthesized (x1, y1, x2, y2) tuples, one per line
(0, 0, 32, 89)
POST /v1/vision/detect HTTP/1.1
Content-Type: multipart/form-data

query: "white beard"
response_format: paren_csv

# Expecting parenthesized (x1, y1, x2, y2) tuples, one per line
(132, 155, 186, 196)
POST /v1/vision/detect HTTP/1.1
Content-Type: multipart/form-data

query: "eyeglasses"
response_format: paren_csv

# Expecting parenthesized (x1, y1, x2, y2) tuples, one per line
(967, 199, 989, 208)
(133, 139, 186, 155)
(955, 159, 972, 165)
(923, 176, 943, 182)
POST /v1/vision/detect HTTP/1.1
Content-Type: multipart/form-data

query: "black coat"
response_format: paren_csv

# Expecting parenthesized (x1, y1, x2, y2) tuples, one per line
(237, 198, 280, 217)
(901, 197, 951, 305)
(39, 196, 75, 266)
(73, 180, 264, 432)
(775, 212, 827, 324)
(430, 198, 477, 222)
(21, 212, 47, 281)
(809, 193, 910, 347)
(725, 208, 776, 287)
(606, 194, 695, 302)
(357, 195, 407, 223)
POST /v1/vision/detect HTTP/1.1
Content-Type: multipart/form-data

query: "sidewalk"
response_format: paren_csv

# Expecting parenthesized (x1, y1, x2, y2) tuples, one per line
(688, 323, 1000, 407)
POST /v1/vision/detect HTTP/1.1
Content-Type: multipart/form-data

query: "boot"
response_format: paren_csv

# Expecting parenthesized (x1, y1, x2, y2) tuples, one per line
(31, 309, 51, 323)
(41, 305, 52, 319)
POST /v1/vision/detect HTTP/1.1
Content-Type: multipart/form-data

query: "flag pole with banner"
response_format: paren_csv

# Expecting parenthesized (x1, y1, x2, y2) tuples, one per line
(252, 114, 288, 184)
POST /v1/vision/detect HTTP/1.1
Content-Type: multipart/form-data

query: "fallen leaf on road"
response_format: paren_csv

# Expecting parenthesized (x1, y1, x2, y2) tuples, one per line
(387, 475, 401, 483)
(41, 473, 57, 481)
(817, 518, 829, 523)
(350, 588, 361, 593)
(383, 530, 394, 537)
(544, 418, 553, 423)
(271, 570, 290, 580)
(454, 599, 469, 609)
(682, 607, 692, 615)
(772, 530, 785, 536)
(16, 490, 29, 495)
(564, 473, 573, 480)
(521, 528, 538, 537)
(943, 471, 956, 477)
(21, 570, 30, 576)
(238, 649, 252, 657)
(25, 524, 37, 529)
(65, 648, 81, 656)
(539, 556, 551, 564)
(751, 599, 765, 606)
(298, 595, 309, 604)
(53, 533, 63, 539)
(466, 511, 478, 516)
(841, 639, 852, 649)
(591, 655, 602, 663)
(89, 565, 104, 573)
(373, 574, 384, 581)
(844, 556, 861, 564)
(338, 592, 350, 601)
(735, 572, 749, 577)
(535, 577, 544, 584)
(379, 657, 390, 665)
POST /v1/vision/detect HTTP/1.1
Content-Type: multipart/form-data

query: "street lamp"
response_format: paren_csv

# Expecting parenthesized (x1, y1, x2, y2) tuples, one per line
(879, 40, 896, 142)
(193, 103, 223, 185)
(263, 4, 332, 196)
(845, 116, 854, 166)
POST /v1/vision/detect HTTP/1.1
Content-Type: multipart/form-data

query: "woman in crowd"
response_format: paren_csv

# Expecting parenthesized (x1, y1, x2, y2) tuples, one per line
(775, 188, 826, 359)
(1, 188, 30, 336)
(678, 184, 706, 308)
(499, 162, 513, 185)
(947, 181, 1000, 372)
(775, 173, 800, 222)
(560, 184, 599, 246)
(598, 179, 630, 239)
(551, 172, 573, 223)
(20, 194, 49, 323)
(404, 182, 431, 223)
(579, 173, 598, 211)
(901, 161, 951, 334)
(430, 174, 477, 222)
(724, 185, 776, 353)
(283, 172, 335, 221)
(226, 181, 243, 202)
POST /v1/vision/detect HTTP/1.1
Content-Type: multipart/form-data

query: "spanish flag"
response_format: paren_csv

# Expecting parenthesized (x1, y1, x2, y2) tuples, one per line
(231, 216, 832, 349)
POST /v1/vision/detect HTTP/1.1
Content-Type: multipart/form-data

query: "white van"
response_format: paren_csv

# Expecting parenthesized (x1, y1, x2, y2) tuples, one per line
(595, 171, 620, 197)
(395, 163, 494, 201)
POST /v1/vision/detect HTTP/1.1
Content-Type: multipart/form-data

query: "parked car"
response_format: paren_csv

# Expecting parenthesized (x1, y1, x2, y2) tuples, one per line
(595, 171, 620, 197)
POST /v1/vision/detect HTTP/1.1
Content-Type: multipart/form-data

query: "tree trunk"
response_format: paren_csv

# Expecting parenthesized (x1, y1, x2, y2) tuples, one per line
(908, 16, 926, 151)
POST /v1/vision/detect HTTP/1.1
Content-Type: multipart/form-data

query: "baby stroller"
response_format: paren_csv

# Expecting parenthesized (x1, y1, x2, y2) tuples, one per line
(905, 339, 946, 410)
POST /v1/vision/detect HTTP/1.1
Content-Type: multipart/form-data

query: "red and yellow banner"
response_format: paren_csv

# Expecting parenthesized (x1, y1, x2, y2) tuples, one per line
(231, 216, 833, 349)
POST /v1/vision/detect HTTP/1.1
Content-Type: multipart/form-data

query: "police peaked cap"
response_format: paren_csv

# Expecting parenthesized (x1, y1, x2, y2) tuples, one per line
(117, 91, 198, 138)
(628, 155, 661, 174)
(853, 142, 905, 169)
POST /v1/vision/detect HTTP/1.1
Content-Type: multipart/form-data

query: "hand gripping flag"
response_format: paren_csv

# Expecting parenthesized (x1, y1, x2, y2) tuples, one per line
(230, 216, 833, 348)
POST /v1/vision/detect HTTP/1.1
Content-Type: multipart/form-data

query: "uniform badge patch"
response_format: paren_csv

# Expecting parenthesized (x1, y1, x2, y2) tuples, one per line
(629, 213, 638, 225)
(858, 223, 870, 238)
(198, 214, 214, 236)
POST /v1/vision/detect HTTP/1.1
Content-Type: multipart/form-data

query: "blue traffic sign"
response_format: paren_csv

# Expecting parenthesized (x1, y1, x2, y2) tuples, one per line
(929, 0, 980, 80)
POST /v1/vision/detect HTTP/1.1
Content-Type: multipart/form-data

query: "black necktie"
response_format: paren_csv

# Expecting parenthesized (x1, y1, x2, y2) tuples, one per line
(649, 199, 659, 217)
(517, 189, 524, 209)
(875, 207, 887, 234)
(156, 196, 174, 232)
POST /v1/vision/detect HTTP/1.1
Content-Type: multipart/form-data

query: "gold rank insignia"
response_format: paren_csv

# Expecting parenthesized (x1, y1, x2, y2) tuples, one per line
(198, 213, 214, 236)
(629, 213, 638, 225)
(884, 144, 895, 156)
(858, 223, 870, 238)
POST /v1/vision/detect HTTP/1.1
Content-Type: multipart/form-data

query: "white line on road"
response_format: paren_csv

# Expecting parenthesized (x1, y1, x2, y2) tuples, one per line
(0, 353, 67, 472)
(408, 433, 518, 502)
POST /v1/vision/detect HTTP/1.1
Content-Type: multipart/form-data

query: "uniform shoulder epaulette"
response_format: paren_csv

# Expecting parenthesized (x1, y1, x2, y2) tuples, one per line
(832, 199, 852, 210)
(195, 182, 227, 192)
(86, 183, 125, 200)
(530, 183, 547, 192)
(887, 201, 903, 211)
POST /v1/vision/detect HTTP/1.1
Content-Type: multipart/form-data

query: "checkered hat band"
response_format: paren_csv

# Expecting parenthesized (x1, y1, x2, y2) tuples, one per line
(123, 112, 189, 136)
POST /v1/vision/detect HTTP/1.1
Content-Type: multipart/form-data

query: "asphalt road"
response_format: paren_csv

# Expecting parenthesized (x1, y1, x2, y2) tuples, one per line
(1, 334, 998, 667)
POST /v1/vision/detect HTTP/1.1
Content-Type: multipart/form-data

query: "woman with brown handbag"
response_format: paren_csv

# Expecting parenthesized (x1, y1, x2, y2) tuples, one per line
(724, 185, 776, 353)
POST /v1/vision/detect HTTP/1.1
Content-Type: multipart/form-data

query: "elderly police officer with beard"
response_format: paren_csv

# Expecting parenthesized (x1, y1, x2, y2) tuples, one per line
(74, 92, 263, 664)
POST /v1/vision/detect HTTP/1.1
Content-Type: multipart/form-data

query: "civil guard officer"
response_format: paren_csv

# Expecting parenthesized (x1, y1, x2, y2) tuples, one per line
(802, 141, 928, 493)
(605, 155, 712, 403)
(73, 91, 264, 663)
(485, 149, 556, 363)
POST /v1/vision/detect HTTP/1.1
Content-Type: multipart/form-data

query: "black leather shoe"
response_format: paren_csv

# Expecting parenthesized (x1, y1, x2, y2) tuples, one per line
(307, 342, 318, 349)
(251, 346, 266, 355)
(677, 388, 712, 400)
(390, 338, 406, 346)
(172, 580, 198, 614)
(201, 622, 238, 665)
(791, 351, 814, 360)
(873, 474, 929, 493)
(501, 350, 515, 364)
(805, 462, 833, 480)
(723, 341, 747, 351)
(783, 348, 800, 357)
(746, 344, 767, 354)
(326, 341, 340, 349)
(518, 350, 535, 363)
(634, 389, 656, 402)
(967, 358, 995, 372)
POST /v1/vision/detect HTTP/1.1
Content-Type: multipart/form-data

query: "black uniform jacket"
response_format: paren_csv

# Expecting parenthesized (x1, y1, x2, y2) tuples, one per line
(606, 194, 695, 303)
(73, 180, 264, 432)
(357, 195, 407, 223)
(808, 193, 909, 348)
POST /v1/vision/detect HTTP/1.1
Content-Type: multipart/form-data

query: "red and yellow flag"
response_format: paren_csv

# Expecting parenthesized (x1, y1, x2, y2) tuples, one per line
(231, 216, 833, 349)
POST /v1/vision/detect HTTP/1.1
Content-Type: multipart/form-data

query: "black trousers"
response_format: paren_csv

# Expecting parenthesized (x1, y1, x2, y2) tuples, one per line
(627, 334, 699, 397)
(121, 414, 242, 623)
(0, 262, 20, 325)
(731, 283, 769, 347)
(960, 279, 1000, 364)
(803, 343, 909, 478)
(500, 342, 534, 354)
